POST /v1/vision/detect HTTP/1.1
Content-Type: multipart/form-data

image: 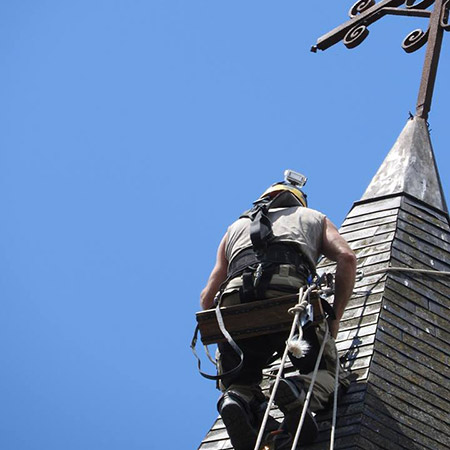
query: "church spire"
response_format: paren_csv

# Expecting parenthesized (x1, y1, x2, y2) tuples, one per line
(360, 115, 448, 212)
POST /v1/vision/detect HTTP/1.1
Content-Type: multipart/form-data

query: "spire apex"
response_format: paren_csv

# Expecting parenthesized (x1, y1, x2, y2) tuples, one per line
(361, 116, 447, 212)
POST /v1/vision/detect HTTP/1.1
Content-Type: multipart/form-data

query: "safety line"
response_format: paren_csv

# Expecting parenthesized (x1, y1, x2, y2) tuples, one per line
(253, 285, 314, 450)
(290, 320, 329, 450)
(361, 266, 450, 278)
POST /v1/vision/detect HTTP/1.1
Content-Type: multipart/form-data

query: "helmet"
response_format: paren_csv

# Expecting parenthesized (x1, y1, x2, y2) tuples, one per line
(258, 170, 308, 207)
(260, 183, 308, 207)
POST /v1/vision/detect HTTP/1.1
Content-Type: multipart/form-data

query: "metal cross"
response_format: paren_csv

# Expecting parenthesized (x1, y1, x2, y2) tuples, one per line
(312, 0, 450, 120)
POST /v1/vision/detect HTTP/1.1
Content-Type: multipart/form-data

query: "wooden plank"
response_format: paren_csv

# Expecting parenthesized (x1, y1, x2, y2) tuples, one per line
(196, 293, 325, 345)
(196, 294, 297, 344)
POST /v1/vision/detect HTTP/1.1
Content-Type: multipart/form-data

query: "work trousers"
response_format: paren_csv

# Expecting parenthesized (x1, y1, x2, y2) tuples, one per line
(218, 288, 348, 413)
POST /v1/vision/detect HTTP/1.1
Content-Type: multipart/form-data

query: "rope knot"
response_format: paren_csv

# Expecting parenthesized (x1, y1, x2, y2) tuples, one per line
(288, 304, 307, 315)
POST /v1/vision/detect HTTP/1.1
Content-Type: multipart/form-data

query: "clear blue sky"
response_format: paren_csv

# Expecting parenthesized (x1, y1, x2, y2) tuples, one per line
(0, 2, 448, 449)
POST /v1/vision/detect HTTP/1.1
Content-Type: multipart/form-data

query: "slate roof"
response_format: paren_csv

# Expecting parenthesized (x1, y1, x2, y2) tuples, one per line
(197, 116, 450, 449)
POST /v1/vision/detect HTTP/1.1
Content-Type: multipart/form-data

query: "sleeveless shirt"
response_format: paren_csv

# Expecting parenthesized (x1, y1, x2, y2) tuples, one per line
(226, 206, 325, 270)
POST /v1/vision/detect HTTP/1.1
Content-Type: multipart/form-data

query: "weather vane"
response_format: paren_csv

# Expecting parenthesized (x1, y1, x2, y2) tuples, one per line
(312, 0, 450, 120)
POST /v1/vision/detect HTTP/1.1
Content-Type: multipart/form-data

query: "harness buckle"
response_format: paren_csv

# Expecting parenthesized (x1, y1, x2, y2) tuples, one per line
(300, 303, 314, 327)
(254, 263, 264, 287)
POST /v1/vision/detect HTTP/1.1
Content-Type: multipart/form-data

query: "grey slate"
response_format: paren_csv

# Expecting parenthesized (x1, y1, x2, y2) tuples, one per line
(197, 117, 450, 449)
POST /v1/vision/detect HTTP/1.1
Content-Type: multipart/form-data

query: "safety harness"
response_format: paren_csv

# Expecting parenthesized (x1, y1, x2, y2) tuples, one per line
(191, 191, 319, 381)
(230, 192, 313, 302)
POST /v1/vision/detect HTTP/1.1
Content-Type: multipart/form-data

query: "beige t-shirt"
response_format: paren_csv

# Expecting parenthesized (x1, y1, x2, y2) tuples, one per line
(226, 206, 326, 270)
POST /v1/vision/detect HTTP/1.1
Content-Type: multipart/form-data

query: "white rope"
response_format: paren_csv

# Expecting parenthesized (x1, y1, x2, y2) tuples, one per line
(286, 290, 310, 359)
(329, 339, 340, 450)
(290, 321, 330, 450)
(362, 266, 450, 278)
(253, 284, 316, 450)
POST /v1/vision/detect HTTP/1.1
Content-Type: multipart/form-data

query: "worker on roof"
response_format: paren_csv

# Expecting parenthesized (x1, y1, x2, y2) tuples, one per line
(200, 170, 356, 450)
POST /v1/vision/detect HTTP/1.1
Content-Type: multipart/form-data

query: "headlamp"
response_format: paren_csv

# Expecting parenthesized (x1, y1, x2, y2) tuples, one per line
(284, 169, 307, 188)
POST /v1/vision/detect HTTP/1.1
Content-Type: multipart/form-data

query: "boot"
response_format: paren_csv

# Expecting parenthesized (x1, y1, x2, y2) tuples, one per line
(218, 390, 279, 450)
(271, 378, 318, 446)
(218, 390, 258, 450)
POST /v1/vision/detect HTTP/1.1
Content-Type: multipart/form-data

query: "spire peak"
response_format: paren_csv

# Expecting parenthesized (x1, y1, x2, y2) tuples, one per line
(360, 116, 447, 212)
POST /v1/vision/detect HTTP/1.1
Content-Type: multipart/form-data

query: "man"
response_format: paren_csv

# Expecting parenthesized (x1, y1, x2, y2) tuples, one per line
(201, 171, 356, 450)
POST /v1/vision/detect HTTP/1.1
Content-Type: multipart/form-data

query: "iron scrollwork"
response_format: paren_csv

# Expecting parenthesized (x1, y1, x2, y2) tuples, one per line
(313, 0, 448, 120)
(344, 25, 370, 48)
(402, 28, 430, 52)
(406, 0, 436, 9)
(314, 0, 445, 52)
(349, 0, 376, 18)
(442, 0, 450, 30)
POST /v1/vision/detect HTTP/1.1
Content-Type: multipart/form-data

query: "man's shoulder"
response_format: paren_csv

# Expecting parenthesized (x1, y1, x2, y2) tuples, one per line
(271, 206, 325, 218)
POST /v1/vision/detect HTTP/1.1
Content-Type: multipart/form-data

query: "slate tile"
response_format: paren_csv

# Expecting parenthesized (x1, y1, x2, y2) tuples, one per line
(369, 370, 450, 424)
(365, 391, 450, 449)
(371, 347, 449, 399)
(348, 197, 402, 218)
(398, 209, 450, 243)
(397, 217, 450, 252)
(402, 198, 449, 226)
(341, 215, 397, 234)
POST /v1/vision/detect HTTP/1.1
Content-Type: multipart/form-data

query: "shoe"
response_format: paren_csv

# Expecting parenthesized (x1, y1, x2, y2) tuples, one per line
(218, 392, 258, 450)
(272, 379, 319, 446)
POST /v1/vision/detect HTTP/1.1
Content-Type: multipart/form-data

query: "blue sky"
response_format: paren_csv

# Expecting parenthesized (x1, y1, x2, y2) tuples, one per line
(0, 2, 449, 449)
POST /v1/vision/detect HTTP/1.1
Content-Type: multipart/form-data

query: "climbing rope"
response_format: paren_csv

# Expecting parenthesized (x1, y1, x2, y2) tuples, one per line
(290, 320, 330, 450)
(329, 340, 340, 450)
(253, 284, 315, 450)
(360, 266, 450, 278)
(254, 265, 450, 449)
(253, 281, 341, 450)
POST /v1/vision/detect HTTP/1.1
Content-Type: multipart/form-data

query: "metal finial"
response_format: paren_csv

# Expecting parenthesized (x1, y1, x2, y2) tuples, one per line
(313, 0, 450, 120)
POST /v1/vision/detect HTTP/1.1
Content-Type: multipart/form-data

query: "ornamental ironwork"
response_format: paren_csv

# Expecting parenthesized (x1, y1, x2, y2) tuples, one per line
(312, 0, 450, 119)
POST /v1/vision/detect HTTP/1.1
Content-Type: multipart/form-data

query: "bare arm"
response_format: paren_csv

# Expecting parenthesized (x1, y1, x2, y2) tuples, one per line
(200, 234, 228, 310)
(321, 218, 357, 338)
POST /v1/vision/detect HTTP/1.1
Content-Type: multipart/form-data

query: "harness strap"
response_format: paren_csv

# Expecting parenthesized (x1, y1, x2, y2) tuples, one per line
(250, 203, 274, 254)
(190, 304, 245, 381)
(228, 244, 310, 279)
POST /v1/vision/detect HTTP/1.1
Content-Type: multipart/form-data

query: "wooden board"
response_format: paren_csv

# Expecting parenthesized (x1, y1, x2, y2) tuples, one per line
(196, 293, 322, 345)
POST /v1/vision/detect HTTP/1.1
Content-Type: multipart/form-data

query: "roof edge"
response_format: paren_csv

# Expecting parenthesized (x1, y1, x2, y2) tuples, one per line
(352, 191, 450, 221)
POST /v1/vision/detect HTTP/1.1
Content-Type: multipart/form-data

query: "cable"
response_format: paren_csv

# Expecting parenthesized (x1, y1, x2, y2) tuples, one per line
(329, 338, 340, 450)
(361, 266, 450, 278)
(290, 321, 329, 450)
(253, 284, 316, 450)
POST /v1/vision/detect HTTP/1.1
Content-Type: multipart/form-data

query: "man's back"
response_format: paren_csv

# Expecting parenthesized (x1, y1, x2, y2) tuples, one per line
(226, 206, 325, 270)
